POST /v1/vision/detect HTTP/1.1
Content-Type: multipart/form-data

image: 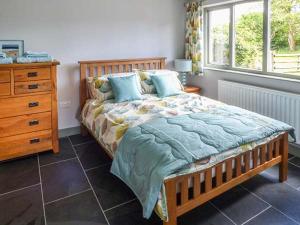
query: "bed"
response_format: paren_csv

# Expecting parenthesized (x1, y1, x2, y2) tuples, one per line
(79, 57, 292, 225)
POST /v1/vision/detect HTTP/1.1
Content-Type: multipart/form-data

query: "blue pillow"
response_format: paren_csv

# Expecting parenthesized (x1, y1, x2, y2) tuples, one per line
(151, 75, 183, 98)
(108, 75, 142, 103)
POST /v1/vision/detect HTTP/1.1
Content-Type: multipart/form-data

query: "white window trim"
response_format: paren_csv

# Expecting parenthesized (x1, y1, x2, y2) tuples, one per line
(203, 0, 300, 81)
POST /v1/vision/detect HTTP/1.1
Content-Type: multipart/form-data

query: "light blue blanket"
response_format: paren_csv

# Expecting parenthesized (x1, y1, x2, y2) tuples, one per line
(17, 56, 53, 63)
(111, 105, 295, 218)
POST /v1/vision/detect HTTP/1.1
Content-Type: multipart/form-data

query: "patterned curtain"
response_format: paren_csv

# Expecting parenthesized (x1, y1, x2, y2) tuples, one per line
(185, 2, 203, 74)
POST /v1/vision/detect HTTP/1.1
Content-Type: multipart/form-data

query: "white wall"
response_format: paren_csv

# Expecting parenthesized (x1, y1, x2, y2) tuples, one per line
(0, 0, 186, 129)
(187, 0, 300, 100)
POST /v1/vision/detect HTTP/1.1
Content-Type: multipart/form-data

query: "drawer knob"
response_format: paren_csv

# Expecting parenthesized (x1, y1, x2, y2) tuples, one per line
(28, 102, 39, 108)
(28, 72, 38, 77)
(30, 138, 40, 144)
(29, 120, 39, 126)
(28, 84, 39, 89)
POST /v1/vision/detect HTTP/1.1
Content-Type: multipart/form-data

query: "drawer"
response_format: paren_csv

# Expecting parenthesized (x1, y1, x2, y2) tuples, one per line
(0, 112, 52, 138)
(0, 94, 51, 119)
(0, 71, 10, 83)
(15, 80, 52, 95)
(0, 83, 10, 96)
(14, 68, 51, 82)
(0, 130, 52, 161)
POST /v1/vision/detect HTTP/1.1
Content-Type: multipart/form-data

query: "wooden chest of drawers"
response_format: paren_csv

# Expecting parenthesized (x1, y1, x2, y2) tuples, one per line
(0, 62, 60, 161)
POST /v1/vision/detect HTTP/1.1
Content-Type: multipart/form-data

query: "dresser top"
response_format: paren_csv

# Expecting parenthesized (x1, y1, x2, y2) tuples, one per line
(0, 60, 60, 69)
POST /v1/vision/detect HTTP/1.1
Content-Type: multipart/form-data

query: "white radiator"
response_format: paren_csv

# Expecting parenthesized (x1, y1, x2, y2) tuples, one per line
(218, 80, 300, 145)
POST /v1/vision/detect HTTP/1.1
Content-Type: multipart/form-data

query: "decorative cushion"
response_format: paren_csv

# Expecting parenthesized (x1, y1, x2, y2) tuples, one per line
(87, 77, 114, 102)
(151, 75, 184, 98)
(108, 74, 143, 103)
(135, 69, 183, 94)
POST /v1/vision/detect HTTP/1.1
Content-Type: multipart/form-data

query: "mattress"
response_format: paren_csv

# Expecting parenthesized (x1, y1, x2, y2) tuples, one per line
(81, 93, 282, 220)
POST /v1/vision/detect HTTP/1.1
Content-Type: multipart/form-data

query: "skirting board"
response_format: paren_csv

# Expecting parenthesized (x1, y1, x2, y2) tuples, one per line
(59, 126, 80, 138)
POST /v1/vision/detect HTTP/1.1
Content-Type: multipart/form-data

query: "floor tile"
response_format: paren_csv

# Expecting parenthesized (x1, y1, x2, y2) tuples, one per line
(289, 157, 300, 167)
(0, 155, 39, 194)
(105, 200, 160, 225)
(39, 137, 76, 166)
(244, 207, 298, 225)
(69, 134, 94, 146)
(178, 202, 235, 225)
(45, 190, 107, 225)
(0, 185, 44, 225)
(41, 158, 90, 203)
(211, 185, 269, 224)
(266, 163, 300, 189)
(243, 173, 300, 223)
(75, 142, 111, 170)
(87, 164, 135, 210)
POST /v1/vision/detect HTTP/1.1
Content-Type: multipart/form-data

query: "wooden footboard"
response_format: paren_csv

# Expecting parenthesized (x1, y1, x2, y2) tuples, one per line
(163, 132, 289, 225)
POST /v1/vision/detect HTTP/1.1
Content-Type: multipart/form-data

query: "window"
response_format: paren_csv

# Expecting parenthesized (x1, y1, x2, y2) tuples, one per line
(208, 8, 230, 66)
(269, 0, 300, 76)
(234, 1, 264, 70)
(205, 0, 300, 79)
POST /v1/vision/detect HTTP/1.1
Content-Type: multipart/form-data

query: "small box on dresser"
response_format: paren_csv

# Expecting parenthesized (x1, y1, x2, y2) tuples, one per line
(0, 61, 60, 161)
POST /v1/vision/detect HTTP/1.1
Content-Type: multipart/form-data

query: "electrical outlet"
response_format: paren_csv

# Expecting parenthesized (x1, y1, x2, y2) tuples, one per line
(60, 101, 71, 108)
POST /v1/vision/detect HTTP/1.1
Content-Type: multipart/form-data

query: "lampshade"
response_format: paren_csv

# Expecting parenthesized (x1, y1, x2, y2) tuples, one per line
(174, 59, 192, 72)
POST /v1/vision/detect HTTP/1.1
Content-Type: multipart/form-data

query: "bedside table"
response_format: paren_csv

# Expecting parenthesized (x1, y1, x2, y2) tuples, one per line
(184, 86, 201, 94)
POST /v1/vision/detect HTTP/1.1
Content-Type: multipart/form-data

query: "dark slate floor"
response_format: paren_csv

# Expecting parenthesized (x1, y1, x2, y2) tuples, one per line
(1, 134, 300, 225)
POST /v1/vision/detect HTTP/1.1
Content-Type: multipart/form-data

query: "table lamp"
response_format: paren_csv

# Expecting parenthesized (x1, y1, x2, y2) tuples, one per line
(174, 59, 192, 86)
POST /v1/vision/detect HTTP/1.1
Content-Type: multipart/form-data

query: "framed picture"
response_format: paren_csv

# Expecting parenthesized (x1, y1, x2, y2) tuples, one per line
(0, 40, 24, 59)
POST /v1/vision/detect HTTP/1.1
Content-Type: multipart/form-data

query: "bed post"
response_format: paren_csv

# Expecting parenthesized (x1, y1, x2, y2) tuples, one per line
(164, 179, 177, 225)
(279, 133, 289, 182)
(80, 63, 88, 136)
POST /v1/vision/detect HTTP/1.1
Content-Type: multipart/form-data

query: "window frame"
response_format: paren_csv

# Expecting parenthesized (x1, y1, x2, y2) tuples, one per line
(204, 0, 300, 81)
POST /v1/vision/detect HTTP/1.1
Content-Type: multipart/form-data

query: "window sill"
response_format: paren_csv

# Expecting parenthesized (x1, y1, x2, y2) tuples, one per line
(203, 67, 300, 84)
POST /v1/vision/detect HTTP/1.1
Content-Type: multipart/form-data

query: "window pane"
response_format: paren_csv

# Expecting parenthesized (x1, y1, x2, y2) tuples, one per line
(208, 8, 230, 65)
(234, 1, 264, 70)
(270, 0, 300, 76)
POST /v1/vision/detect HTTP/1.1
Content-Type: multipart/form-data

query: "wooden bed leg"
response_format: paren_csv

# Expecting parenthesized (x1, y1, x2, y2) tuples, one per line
(279, 133, 289, 182)
(81, 124, 88, 136)
(164, 180, 177, 225)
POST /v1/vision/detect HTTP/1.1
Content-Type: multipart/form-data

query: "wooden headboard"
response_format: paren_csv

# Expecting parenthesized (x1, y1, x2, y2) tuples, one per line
(78, 57, 166, 110)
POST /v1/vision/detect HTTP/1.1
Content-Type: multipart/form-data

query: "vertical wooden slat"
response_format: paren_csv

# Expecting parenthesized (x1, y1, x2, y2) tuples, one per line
(205, 169, 212, 192)
(235, 155, 242, 176)
(268, 141, 274, 161)
(193, 174, 200, 198)
(104, 66, 110, 74)
(253, 148, 258, 168)
(244, 152, 250, 172)
(125, 64, 129, 72)
(112, 65, 116, 73)
(260, 145, 266, 164)
(275, 140, 280, 157)
(216, 164, 223, 187)
(181, 178, 189, 205)
(97, 66, 102, 76)
(226, 159, 233, 182)
(89, 65, 95, 77)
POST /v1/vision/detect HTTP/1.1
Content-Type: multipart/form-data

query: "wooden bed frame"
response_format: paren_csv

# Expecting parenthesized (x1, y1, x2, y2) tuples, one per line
(78, 57, 289, 225)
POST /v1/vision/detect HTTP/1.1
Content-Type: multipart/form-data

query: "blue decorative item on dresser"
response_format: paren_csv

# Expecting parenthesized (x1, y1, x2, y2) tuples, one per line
(174, 59, 192, 86)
